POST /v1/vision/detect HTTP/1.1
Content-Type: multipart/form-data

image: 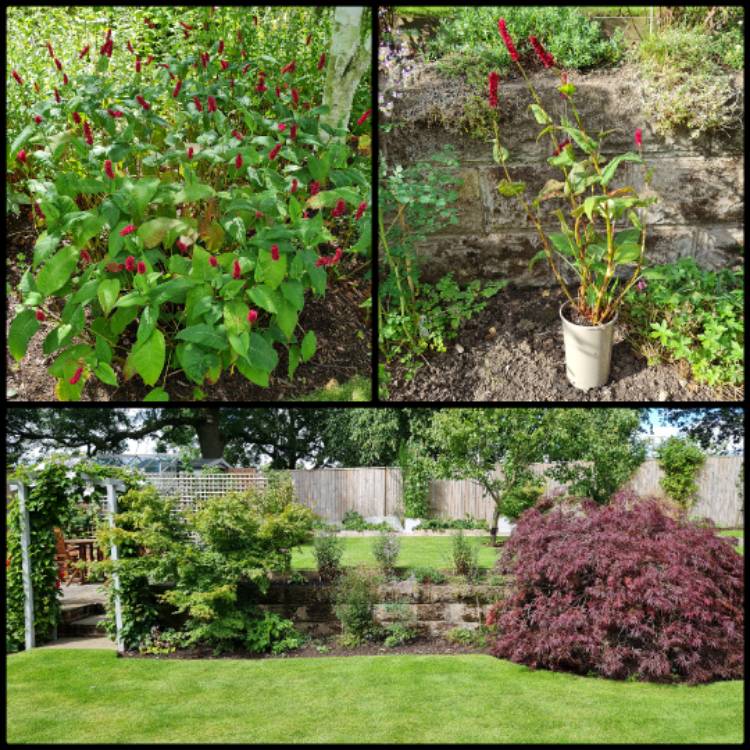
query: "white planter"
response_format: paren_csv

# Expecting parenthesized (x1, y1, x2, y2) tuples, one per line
(403, 518, 422, 533)
(560, 302, 618, 390)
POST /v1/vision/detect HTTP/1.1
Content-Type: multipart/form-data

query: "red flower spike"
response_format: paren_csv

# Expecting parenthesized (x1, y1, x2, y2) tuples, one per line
(290, 124, 297, 140)
(73, 111, 81, 124)
(54, 88, 61, 103)
(275, 86, 281, 98)
(34, 115, 43, 124)
(146, 54, 154, 65)
(34, 82, 40, 93)
(108, 109, 124, 118)
(69, 366, 84, 385)
(269, 143, 282, 161)
(552, 138, 571, 156)
(235, 153, 243, 169)
(46, 41, 54, 58)
(63, 73, 69, 86)
(12, 69, 23, 85)
(135, 57, 142, 73)
(306, 33, 312, 46)
(291, 88, 299, 106)
(104, 160, 115, 179)
(280, 60, 296, 75)
(309, 180, 320, 196)
(256, 83, 267, 93)
(315, 257, 328, 268)
(80, 249, 92, 264)
(242, 63, 251, 75)
(230, 78, 235, 91)
(135, 95, 150, 110)
(635, 128, 643, 148)
(176, 240, 189, 253)
(232, 259, 241, 279)
(529, 35, 555, 68)
(35, 309, 46, 322)
(83, 121, 93, 146)
(278, 123, 287, 133)
(120, 224, 136, 237)
(488, 71, 500, 108)
(355, 201, 367, 220)
(54, 57, 63, 71)
(237, 29, 242, 42)
(179, 21, 193, 31)
(209, 255, 218, 267)
(231, 129, 244, 141)
(317, 52, 326, 70)
(333, 247, 343, 264)
(220, 60, 229, 71)
(331, 199, 346, 217)
(291, 178, 298, 194)
(125, 255, 136, 271)
(498, 18, 520, 62)
(271, 244, 280, 261)
(247, 309, 258, 324)
(193, 96, 203, 112)
(356, 109, 372, 126)
(34, 202, 45, 219)
(173, 79, 182, 98)
(79, 45, 90, 59)
(17, 149, 27, 163)
(187, 146, 194, 159)
(218, 39, 224, 55)
(127, 39, 134, 54)
(137, 261, 146, 274)
(255, 211, 263, 219)
(207, 95, 217, 113)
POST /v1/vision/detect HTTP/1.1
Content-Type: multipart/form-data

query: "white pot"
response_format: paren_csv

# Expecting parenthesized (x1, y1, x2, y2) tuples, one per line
(559, 302, 618, 390)
(403, 518, 422, 533)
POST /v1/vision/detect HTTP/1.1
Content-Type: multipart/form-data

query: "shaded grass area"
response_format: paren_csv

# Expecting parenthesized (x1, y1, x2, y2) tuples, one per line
(292, 535, 501, 571)
(293, 374, 371, 401)
(7, 650, 743, 744)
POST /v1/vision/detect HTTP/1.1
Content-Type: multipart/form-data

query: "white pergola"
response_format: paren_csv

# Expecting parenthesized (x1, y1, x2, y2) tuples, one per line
(7, 475, 126, 653)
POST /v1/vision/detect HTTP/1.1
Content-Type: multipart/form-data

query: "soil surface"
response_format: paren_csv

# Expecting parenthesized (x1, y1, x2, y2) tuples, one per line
(6, 211, 371, 402)
(122, 635, 487, 660)
(385, 285, 737, 402)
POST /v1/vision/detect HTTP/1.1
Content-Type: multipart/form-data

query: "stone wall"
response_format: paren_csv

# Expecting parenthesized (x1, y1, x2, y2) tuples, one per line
(260, 577, 508, 636)
(382, 63, 744, 285)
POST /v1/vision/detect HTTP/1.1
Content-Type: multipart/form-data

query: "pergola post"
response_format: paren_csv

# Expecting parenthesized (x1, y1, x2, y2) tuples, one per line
(103, 480, 125, 653)
(9, 480, 35, 651)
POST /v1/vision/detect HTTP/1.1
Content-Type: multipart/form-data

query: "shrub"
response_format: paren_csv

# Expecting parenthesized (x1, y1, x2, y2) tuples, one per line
(487, 491, 744, 684)
(341, 510, 391, 532)
(372, 531, 400, 576)
(656, 437, 706, 509)
(451, 530, 480, 581)
(381, 600, 418, 648)
(313, 529, 344, 582)
(417, 515, 489, 531)
(410, 566, 446, 585)
(334, 568, 380, 645)
(444, 626, 491, 649)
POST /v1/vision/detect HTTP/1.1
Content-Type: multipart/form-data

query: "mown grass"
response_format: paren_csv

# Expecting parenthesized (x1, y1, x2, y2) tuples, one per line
(292, 535, 502, 571)
(718, 528, 744, 555)
(7, 650, 743, 743)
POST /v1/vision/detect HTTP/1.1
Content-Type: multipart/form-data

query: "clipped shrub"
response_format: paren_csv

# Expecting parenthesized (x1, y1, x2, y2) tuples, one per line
(372, 531, 400, 576)
(313, 529, 344, 582)
(487, 491, 744, 684)
(656, 436, 706, 509)
(410, 566, 446, 585)
(341, 510, 391, 531)
(334, 567, 380, 645)
(451, 529, 480, 581)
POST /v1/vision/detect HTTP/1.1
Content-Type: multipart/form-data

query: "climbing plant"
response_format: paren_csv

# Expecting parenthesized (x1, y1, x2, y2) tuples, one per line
(655, 436, 706, 509)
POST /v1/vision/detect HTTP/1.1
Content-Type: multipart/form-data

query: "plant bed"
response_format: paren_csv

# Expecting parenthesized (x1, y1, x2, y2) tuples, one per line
(384, 284, 733, 401)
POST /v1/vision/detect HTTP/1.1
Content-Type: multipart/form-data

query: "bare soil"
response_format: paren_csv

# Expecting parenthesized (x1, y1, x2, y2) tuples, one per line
(6, 210, 371, 402)
(385, 284, 735, 402)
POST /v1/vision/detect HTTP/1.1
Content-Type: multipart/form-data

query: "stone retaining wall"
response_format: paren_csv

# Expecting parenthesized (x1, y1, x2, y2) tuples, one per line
(382, 62, 744, 285)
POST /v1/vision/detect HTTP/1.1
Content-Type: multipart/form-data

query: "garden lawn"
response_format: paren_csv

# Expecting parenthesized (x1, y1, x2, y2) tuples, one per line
(7, 650, 743, 744)
(292, 535, 501, 571)
(718, 529, 744, 555)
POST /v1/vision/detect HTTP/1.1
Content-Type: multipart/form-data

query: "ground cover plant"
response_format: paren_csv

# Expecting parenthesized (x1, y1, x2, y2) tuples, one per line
(7, 650, 743, 743)
(7, 6, 371, 401)
(488, 491, 744, 684)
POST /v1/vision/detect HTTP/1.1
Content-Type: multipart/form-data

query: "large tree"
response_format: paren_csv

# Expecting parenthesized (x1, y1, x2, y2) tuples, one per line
(664, 408, 744, 453)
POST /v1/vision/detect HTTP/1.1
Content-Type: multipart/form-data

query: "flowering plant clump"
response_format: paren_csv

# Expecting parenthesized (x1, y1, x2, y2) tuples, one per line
(7, 13, 371, 400)
(486, 491, 744, 684)
(491, 18, 657, 325)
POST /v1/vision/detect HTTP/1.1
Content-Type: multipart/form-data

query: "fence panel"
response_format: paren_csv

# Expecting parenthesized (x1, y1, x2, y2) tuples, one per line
(147, 473, 268, 514)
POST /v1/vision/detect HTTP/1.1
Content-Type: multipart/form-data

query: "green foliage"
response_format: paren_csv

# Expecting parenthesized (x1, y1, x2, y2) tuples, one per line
(379, 147, 506, 381)
(334, 568, 381, 645)
(244, 610, 306, 655)
(341, 510, 391, 532)
(372, 531, 401, 576)
(382, 602, 418, 648)
(623, 259, 744, 389)
(425, 6, 623, 88)
(499, 480, 545, 520)
(444, 625, 491, 649)
(313, 529, 344, 582)
(399, 440, 432, 518)
(451, 530, 480, 581)
(656, 437, 706, 510)
(7, 6, 370, 400)
(409, 566, 446, 584)
(416, 515, 489, 531)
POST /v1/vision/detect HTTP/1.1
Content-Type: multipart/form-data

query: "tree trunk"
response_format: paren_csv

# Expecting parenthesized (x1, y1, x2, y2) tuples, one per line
(490, 505, 502, 547)
(195, 409, 225, 459)
(320, 7, 371, 143)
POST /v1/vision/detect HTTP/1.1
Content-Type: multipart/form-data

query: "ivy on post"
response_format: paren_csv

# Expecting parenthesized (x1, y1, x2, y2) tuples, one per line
(8, 479, 35, 651)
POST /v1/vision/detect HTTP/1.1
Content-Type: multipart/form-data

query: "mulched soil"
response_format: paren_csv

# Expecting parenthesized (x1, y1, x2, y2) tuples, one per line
(6, 210, 371, 402)
(121, 635, 487, 660)
(385, 284, 738, 402)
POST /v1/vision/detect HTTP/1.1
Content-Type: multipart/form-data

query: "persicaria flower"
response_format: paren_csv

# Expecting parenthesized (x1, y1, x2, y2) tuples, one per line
(127, 39, 134, 54)
(291, 178, 298, 193)
(242, 63, 251, 75)
(34, 202, 45, 219)
(280, 60, 296, 74)
(135, 94, 150, 110)
(488, 71, 500, 108)
(209, 255, 218, 267)
(356, 109, 372, 126)
(220, 60, 229, 70)
(63, 73, 69, 85)
(290, 124, 297, 140)
(146, 54, 154, 65)
(173, 79, 182, 97)
(275, 86, 281, 98)
(200, 52, 209, 68)
(529, 35, 555, 68)
(35, 309, 46, 322)
(17, 149, 27, 163)
(46, 42, 54, 58)
(317, 53, 326, 70)
(552, 138, 571, 156)
(253, 14, 258, 26)
(193, 96, 203, 112)
(278, 123, 287, 132)
(498, 19, 520, 62)
(635, 128, 643, 147)
(355, 201, 367, 220)
(125, 255, 136, 271)
(187, 146, 194, 159)
(218, 39, 224, 55)
(331, 199, 346, 217)
(34, 115, 43, 124)
(144, 17, 155, 28)
(108, 109, 124, 118)
(119, 224, 136, 236)
(83, 121, 93, 146)
(231, 129, 244, 141)
(271, 244, 280, 261)
(80, 249, 92, 264)
(232, 259, 241, 279)
(73, 111, 81, 124)
(79, 45, 90, 59)
(104, 159, 115, 179)
(255, 211, 263, 219)
(54, 57, 63, 71)
(137, 261, 146, 274)
(179, 21, 193, 31)
(69, 366, 84, 385)
(309, 180, 320, 196)
(207, 95, 217, 112)
(291, 88, 299, 105)
(269, 143, 282, 160)
(306, 33, 312, 46)
(332, 247, 343, 264)
(256, 82, 268, 93)
(247, 309, 258, 324)
(11, 69, 23, 85)
(176, 240, 189, 253)
(34, 82, 40, 93)
(135, 57, 142, 73)
(235, 153, 243, 169)
(54, 88, 61, 103)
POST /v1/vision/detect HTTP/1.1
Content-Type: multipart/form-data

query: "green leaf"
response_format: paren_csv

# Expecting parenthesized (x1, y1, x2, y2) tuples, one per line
(136, 305, 158, 346)
(547, 147, 576, 168)
(8, 309, 40, 361)
(175, 180, 215, 203)
(32, 232, 61, 269)
(176, 324, 227, 350)
(559, 125, 598, 155)
(492, 142, 509, 165)
(126, 178, 161, 221)
(235, 357, 270, 387)
(95, 334, 113, 363)
(288, 346, 301, 379)
(548, 232, 577, 258)
(97, 279, 120, 316)
(599, 152, 642, 188)
(558, 83, 576, 97)
(36, 245, 79, 297)
(137, 218, 185, 249)
(144, 387, 170, 401)
(94, 362, 118, 386)
(527, 249, 548, 272)
(300, 330, 317, 362)
(255, 248, 287, 290)
(114, 292, 149, 309)
(111, 305, 139, 335)
(228, 331, 250, 358)
(614, 242, 641, 265)
(275, 299, 298, 340)
(224, 300, 250, 336)
(10, 124, 35, 155)
(247, 332, 278, 373)
(126, 329, 165, 386)
(497, 179, 526, 198)
(280, 280, 304, 311)
(248, 284, 281, 314)
(583, 195, 608, 221)
(71, 213, 107, 248)
(176, 343, 220, 385)
(307, 153, 330, 182)
(529, 104, 552, 124)
(614, 228, 641, 246)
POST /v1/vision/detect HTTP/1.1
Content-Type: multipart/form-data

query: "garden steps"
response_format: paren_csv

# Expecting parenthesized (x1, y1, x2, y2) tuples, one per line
(58, 613, 108, 638)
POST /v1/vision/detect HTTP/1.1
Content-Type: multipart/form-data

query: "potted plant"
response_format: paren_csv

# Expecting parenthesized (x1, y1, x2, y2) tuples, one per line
(490, 19, 657, 389)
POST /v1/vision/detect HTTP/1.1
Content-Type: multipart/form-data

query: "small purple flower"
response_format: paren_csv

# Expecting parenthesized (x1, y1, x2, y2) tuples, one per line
(636, 279, 647, 292)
